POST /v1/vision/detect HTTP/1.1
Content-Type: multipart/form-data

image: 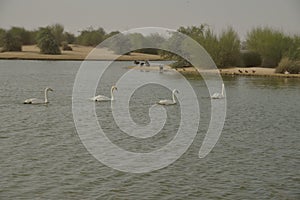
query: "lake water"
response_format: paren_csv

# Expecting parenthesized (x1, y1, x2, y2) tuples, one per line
(0, 60, 299, 199)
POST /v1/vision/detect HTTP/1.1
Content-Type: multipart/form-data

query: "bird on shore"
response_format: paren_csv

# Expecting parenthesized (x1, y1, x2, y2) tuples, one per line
(157, 89, 179, 105)
(90, 86, 117, 101)
(145, 60, 150, 66)
(252, 70, 256, 73)
(245, 70, 248, 73)
(238, 70, 243, 73)
(24, 87, 53, 104)
(134, 60, 140, 65)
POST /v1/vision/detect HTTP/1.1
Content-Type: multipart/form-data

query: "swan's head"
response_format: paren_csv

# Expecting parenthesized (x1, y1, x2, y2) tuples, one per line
(173, 89, 179, 94)
(46, 88, 54, 92)
(112, 86, 118, 91)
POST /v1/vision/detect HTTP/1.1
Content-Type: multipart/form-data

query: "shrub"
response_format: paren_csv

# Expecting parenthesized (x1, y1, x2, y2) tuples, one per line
(36, 28, 61, 54)
(240, 50, 262, 67)
(275, 57, 300, 74)
(1, 31, 22, 51)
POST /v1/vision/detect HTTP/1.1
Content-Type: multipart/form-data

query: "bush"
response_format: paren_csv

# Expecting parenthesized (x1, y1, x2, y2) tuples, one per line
(240, 50, 262, 67)
(1, 31, 22, 51)
(36, 28, 61, 54)
(275, 57, 300, 74)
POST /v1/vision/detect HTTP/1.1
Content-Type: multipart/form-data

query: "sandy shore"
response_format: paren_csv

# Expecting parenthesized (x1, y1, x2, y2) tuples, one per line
(0, 45, 163, 61)
(175, 67, 300, 78)
(130, 65, 300, 78)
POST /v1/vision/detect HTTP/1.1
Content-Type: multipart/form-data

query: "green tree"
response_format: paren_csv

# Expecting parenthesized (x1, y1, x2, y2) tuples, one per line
(49, 23, 64, 46)
(0, 28, 6, 47)
(104, 31, 120, 40)
(36, 27, 61, 54)
(9, 27, 34, 45)
(218, 27, 241, 67)
(246, 27, 291, 67)
(64, 32, 76, 44)
(76, 27, 106, 46)
(106, 33, 131, 55)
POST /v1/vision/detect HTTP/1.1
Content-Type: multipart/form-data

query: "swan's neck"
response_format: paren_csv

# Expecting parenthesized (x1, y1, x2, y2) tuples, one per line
(172, 91, 176, 103)
(221, 84, 224, 95)
(111, 88, 114, 101)
(44, 89, 49, 103)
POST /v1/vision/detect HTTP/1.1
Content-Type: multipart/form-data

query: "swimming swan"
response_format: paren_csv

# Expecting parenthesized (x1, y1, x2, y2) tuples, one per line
(90, 86, 117, 101)
(211, 83, 225, 99)
(24, 87, 54, 104)
(157, 89, 179, 105)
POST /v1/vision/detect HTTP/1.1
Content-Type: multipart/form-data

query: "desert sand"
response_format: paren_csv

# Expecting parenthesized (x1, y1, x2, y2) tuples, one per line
(0, 45, 162, 61)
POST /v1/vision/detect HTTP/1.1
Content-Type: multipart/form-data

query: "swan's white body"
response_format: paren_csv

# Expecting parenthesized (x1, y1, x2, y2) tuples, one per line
(90, 86, 117, 102)
(211, 84, 225, 99)
(24, 88, 53, 104)
(157, 89, 179, 105)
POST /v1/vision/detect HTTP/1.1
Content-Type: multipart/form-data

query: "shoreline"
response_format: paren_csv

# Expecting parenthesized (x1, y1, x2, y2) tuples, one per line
(0, 45, 163, 61)
(130, 66, 300, 78)
(176, 67, 300, 78)
(1, 45, 299, 78)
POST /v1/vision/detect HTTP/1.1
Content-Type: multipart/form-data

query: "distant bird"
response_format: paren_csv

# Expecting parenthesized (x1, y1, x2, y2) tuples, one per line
(245, 70, 248, 73)
(134, 60, 140, 65)
(252, 70, 256, 73)
(211, 84, 225, 99)
(157, 89, 179, 105)
(90, 86, 117, 101)
(284, 70, 290, 74)
(145, 60, 150, 66)
(238, 70, 243, 73)
(140, 62, 144, 66)
(159, 64, 164, 72)
(24, 87, 53, 104)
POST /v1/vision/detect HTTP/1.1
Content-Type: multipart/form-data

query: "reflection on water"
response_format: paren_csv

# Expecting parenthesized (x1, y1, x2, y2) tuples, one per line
(0, 60, 299, 199)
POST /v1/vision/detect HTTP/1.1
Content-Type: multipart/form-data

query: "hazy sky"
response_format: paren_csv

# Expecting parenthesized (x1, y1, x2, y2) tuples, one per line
(0, 0, 299, 40)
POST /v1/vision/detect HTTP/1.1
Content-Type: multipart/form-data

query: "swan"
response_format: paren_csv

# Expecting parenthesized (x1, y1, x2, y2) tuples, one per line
(24, 87, 54, 104)
(211, 84, 225, 99)
(90, 86, 117, 101)
(157, 89, 179, 105)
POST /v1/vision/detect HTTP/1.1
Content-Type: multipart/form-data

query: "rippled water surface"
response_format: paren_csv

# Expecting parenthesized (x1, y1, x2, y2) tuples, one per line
(0, 60, 299, 199)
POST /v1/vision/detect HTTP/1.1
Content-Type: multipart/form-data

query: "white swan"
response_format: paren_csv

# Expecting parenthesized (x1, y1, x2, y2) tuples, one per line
(157, 89, 179, 105)
(24, 87, 54, 104)
(90, 86, 117, 101)
(211, 83, 225, 99)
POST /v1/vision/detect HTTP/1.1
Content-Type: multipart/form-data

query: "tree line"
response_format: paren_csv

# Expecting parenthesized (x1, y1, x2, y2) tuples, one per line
(0, 24, 299, 73)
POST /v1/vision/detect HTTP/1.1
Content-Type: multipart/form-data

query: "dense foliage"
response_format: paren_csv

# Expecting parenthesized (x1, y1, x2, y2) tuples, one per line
(240, 50, 262, 67)
(76, 27, 106, 46)
(159, 26, 241, 68)
(1, 31, 22, 51)
(246, 27, 294, 67)
(36, 28, 61, 54)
